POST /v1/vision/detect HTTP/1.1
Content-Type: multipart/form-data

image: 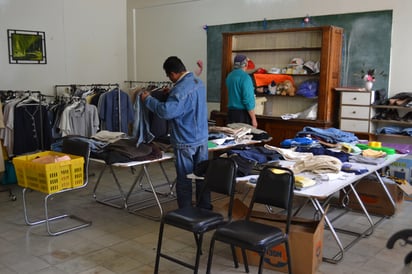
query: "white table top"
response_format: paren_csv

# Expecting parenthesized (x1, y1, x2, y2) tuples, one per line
(237, 154, 406, 199)
(208, 139, 265, 152)
(91, 152, 174, 167)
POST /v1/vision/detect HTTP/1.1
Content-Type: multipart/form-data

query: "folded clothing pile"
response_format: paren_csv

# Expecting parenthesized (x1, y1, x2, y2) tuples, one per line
(294, 175, 316, 189)
(292, 155, 342, 174)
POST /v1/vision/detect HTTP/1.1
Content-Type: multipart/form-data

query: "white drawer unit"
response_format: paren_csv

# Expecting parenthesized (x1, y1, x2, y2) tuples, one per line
(338, 89, 372, 134)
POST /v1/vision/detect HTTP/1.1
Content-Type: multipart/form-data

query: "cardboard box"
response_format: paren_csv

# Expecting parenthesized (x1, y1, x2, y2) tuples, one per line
(229, 200, 324, 274)
(340, 176, 404, 216)
(388, 155, 412, 184)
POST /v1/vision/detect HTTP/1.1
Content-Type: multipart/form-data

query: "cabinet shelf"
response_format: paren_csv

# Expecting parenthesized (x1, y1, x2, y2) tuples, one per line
(216, 26, 343, 146)
(256, 93, 317, 100)
(371, 119, 412, 126)
(372, 105, 412, 111)
(369, 103, 411, 143)
(233, 47, 322, 53)
(287, 73, 320, 77)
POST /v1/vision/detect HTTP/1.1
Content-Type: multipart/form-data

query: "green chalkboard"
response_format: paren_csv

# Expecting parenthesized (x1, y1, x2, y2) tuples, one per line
(207, 10, 392, 102)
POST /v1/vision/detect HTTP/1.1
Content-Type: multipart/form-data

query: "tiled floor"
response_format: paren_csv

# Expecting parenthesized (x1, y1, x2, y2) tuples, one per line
(1, 159, 412, 274)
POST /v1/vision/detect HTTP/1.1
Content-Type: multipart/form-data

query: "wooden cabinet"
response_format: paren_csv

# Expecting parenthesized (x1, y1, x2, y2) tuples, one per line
(213, 26, 343, 146)
(338, 90, 372, 134)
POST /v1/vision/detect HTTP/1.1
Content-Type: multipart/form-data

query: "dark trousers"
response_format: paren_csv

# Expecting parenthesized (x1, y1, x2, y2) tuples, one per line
(227, 109, 251, 125)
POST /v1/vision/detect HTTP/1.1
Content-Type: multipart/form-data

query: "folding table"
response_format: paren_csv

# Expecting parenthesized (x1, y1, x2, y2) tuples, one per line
(236, 154, 406, 263)
(92, 152, 175, 220)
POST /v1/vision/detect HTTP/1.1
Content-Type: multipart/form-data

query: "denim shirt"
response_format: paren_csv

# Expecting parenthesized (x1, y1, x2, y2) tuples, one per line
(132, 92, 155, 146)
(143, 72, 208, 148)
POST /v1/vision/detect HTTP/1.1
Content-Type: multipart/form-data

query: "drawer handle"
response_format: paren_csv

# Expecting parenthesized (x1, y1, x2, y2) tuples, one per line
(352, 97, 357, 100)
(352, 111, 356, 114)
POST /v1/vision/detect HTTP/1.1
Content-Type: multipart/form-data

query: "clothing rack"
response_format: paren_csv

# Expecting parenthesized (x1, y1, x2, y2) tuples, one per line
(55, 83, 123, 132)
(124, 80, 172, 89)
(0, 89, 52, 201)
(0, 90, 42, 100)
(54, 83, 119, 96)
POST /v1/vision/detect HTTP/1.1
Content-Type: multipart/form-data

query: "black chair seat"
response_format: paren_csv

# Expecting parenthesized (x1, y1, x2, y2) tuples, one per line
(214, 220, 285, 251)
(164, 207, 224, 232)
(154, 157, 238, 274)
(206, 166, 294, 274)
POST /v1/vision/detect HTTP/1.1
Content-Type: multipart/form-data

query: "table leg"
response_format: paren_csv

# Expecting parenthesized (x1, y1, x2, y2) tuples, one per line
(127, 164, 176, 220)
(374, 170, 396, 208)
(348, 183, 374, 237)
(93, 164, 128, 209)
(310, 197, 344, 263)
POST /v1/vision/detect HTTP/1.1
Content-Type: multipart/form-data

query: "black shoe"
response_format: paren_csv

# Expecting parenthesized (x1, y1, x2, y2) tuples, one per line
(385, 109, 401, 121)
(372, 110, 384, 119)
(373, 89, 388, 105)
(402, 111, 412, 121)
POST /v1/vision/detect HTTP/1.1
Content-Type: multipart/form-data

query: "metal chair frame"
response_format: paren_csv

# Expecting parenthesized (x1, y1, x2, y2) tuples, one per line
(154, 157, 238, 274)
(206, 166, 295, 274)
(22, 139, 92, 236)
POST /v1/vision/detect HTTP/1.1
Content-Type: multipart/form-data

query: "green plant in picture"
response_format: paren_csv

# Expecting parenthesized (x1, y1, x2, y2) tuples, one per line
(8, 29, 46, 64)
(11, 33, 43, 61)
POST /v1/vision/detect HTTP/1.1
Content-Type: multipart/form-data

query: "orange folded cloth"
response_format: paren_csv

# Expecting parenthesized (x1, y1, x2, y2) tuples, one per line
(362, 149, 386, 158)
(253, 74, 294, 87)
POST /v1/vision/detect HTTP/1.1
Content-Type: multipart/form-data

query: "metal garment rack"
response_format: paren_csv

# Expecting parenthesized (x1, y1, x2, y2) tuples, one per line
(54, 83, 120, 94)
(124, 80, 172, 89)
(2, 90, 54, 152)
(54, 83, 122, 131)
(0, 89, 53, 201)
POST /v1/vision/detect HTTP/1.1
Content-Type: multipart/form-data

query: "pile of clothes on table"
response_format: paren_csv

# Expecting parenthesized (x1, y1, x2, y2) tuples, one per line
(52, 131, 164, 164)
(208, 126, 410, 186)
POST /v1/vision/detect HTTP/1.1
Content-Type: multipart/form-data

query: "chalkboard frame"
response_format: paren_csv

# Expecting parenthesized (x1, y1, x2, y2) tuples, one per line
(207, 10, 392, 102)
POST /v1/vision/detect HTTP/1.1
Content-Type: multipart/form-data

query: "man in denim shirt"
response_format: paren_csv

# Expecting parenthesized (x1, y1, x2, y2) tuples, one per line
(141, 56, 210, 209)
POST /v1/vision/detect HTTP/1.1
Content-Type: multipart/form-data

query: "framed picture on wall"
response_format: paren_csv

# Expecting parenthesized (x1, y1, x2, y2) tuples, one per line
(7, 29, 47, 64)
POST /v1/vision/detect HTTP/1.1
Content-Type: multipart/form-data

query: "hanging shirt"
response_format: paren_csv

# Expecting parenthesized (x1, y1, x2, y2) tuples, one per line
(98, 88, 134, 134)
(13, 104, 52, 155)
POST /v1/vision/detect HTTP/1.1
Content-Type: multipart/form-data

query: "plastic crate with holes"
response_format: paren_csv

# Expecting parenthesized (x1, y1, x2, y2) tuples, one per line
(12, 151, 84, 194)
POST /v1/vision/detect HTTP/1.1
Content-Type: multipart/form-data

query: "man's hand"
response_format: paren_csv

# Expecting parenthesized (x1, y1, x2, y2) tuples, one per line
(140, 91, 150, 102)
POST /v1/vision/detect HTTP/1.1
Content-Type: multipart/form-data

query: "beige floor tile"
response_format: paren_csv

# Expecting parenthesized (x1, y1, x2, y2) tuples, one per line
(2, 159, 412, 274)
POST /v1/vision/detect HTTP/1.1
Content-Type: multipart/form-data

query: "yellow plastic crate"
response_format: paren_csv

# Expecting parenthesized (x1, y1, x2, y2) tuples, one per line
(13, 151, 84, 194)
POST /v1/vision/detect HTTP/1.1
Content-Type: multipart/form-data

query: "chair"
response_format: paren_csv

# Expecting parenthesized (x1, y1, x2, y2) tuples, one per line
(22, 139, 92, 236)
(387, 229, 412, 264)
(206, 166, 295, 274)
(154, 157, 238, 274)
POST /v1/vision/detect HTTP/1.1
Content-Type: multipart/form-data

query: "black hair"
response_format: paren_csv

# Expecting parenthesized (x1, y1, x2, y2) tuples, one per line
(163, 56, 186, 75)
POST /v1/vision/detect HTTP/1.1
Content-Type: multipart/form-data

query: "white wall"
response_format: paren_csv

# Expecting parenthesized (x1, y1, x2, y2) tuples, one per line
(127, 0, 411, 99)
(1, 0, 410, 98)
(0, 0, 127, 95)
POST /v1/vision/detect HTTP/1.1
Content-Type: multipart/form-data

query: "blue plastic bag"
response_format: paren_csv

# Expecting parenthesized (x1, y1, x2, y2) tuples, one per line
(297, 79, 319, 98)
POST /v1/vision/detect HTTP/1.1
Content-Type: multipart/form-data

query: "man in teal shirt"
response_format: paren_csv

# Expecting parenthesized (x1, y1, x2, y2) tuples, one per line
(226, 54, 258, 128)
